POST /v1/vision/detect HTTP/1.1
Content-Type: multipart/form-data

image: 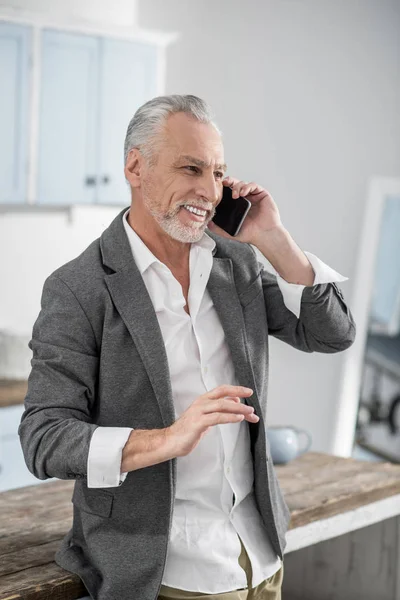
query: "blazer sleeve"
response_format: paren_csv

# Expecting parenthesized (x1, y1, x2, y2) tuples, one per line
(258, 260, 356, 353)
(18, 274, 100, 481)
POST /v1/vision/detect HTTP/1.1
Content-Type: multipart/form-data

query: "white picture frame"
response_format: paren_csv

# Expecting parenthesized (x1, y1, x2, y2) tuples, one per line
(332, 177, 400, 457)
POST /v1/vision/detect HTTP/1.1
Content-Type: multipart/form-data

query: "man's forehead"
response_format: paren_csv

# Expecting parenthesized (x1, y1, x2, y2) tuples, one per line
(176, 154, 227, 171)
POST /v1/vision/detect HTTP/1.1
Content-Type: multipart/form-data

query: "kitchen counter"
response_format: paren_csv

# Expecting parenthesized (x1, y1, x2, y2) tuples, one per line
(1, 451, 400, 600)
(0, 379, 27, 409)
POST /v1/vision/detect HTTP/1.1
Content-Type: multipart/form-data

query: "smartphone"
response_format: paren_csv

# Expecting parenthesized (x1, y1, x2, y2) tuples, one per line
(211, 186, 252, 236)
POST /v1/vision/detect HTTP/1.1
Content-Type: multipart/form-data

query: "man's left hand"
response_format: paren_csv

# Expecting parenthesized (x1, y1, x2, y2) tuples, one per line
(208, 176, 283, 245)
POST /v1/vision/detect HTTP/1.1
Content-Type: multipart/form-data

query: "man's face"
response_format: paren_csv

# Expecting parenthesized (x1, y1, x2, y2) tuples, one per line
(138, 112, 226, 243)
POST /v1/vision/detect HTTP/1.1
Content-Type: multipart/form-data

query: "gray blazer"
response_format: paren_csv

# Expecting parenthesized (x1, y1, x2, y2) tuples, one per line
(18, 206, 356, 600)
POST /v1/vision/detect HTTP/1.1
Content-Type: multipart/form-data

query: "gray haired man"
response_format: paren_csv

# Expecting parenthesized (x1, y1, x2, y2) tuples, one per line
(19, 94, 356, 600)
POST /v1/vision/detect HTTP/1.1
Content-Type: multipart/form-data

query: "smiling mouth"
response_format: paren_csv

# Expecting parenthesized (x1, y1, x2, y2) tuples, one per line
(181, 205, 210, 221)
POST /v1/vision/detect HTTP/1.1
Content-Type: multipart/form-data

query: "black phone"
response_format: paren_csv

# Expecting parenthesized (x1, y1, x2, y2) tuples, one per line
(211, 185, 251, 236)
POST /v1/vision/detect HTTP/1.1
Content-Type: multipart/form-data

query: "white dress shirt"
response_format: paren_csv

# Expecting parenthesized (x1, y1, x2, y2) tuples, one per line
(87, 208, 348, 593)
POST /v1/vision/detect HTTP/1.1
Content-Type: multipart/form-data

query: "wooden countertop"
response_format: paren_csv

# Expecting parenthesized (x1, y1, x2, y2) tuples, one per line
(274, 451, 400, 528)
(0, 379, 27, 408)
(2, 451, 400, 600)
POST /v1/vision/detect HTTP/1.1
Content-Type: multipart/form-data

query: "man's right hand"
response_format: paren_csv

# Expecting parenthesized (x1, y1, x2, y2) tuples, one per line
(166, 385, 259, 457)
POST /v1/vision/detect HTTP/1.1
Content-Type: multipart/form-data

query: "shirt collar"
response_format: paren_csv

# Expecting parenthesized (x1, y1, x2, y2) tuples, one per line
(122, 208, 216, 275)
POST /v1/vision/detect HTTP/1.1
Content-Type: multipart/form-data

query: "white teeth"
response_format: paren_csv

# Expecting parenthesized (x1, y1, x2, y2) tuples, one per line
(184, 206, 207, 217)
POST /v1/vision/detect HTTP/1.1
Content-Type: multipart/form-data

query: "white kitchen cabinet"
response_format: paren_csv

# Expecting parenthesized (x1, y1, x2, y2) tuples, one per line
(0, 404, 25, 438)
(37, 30, 99, 205)
(0, 22, 31, 204)
(97, 37, 158, 205)
(37, 29, 158, 206)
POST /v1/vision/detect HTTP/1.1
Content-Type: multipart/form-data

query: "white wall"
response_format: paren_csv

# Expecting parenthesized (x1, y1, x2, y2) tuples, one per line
(0, 0, 138, 27)
(135, 0, 400, 453)
(0, 205, 124, 337)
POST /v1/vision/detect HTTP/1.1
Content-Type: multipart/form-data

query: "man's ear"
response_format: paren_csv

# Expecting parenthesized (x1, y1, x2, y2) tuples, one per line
(124, 148, 142, 188)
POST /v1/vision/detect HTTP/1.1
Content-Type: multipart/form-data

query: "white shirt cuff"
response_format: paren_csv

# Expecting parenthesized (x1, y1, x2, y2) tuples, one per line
(87, 426, 133, 488)
(264, 251, 349, 319)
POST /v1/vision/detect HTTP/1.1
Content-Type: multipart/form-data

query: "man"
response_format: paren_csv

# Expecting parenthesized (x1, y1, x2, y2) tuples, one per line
(19, 95, 356, 600)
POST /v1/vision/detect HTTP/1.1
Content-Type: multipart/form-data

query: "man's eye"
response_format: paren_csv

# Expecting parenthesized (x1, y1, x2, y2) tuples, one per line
(185, 166, 199, 173)
(215, 172, 224, 179)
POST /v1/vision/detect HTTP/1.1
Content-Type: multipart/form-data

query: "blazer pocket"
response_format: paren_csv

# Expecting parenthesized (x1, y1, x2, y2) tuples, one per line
(72, 483, 114, 518)
(238, 274, 263, 308)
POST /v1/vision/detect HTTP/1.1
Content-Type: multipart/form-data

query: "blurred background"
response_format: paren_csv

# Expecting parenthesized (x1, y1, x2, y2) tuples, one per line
(0, 0, 400, 492)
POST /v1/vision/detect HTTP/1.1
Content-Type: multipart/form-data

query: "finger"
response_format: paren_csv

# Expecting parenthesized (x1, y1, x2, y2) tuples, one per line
(232, 182, 260, 199)
(247, 413, 260, 421)
(208, 385, 253, 399)
(237, 182, 259, 198)
(231, 181, 250, 198)
(222, 176, 239, 187)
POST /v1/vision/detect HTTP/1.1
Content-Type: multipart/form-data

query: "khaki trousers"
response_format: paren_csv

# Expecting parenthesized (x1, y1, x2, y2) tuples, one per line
(158, 534, 283, 600)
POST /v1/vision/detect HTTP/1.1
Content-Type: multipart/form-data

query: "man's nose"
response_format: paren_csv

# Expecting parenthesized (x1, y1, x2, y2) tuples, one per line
(196, 174, 221, 205)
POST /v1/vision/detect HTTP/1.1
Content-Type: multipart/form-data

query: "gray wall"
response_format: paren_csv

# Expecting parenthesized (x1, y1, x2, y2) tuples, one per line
(137, 0, 400, 452)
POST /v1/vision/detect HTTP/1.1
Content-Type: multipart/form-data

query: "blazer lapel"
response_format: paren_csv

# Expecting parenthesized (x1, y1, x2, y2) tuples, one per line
(105, 265, 176, 428)
(207, 257, 259, 405)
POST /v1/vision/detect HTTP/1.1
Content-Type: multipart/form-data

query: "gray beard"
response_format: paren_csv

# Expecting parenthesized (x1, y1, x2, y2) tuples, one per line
(144, 200, 211, 243)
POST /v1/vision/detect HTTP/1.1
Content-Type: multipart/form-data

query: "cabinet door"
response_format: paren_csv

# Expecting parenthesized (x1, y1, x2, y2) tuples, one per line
(97, 39, 158, 205)
(0, 22, 31, 204)
(37, 30, 100, 205)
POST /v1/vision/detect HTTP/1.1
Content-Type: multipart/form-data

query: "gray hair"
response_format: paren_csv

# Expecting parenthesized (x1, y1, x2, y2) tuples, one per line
(123, 94, 221, 166)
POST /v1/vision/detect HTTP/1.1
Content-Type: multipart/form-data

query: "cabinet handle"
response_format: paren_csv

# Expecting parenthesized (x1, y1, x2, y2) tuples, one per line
(102, 175, 111, 185)
(85, 176, 96, 186)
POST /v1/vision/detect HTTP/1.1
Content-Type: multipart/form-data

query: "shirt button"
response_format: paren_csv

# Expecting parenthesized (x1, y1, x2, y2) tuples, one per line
(226, 466, 231, 474)
(203, 366, 208, 374)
